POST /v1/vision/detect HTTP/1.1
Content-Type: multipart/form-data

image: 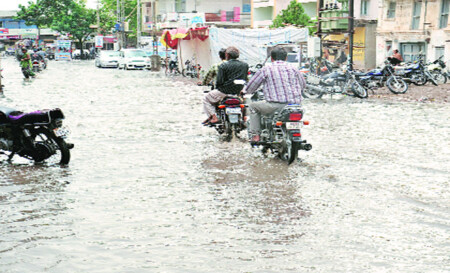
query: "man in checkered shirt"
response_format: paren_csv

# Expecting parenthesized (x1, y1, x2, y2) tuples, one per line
(243, 47, 306, 143)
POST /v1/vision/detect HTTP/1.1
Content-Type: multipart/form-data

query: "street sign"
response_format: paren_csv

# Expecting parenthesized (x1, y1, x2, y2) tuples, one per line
(95, 36, 104, 48)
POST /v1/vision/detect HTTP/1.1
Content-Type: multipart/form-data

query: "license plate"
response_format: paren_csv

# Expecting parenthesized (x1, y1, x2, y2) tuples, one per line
(286, 122, 301, 130)
(54, 127, 70, 138)
(226, 108, 241, 114)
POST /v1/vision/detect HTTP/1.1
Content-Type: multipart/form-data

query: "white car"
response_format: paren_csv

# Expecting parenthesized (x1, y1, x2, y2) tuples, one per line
(118, 49, 151, 70)
(95, 50, 121, 68)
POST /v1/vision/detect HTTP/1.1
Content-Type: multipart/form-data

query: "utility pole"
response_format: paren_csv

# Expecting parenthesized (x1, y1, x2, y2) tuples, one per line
(348, 0, 354, 70)
(137, 0, 141, 48)
(117, 0, 121, 49)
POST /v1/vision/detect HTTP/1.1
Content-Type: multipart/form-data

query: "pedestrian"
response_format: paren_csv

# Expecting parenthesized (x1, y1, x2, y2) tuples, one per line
(242, 47, 306, 143)
(202, 46, 248, 125)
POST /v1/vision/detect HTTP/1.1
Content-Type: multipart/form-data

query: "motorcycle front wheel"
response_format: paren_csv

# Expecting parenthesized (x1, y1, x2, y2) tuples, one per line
(278, 133, 298, 165)
(386, 76, 408, 94)
(31, 128, 70, 165)
(351, 82, 368, 98)
(302, 86, 323, 99)
(431, 71, 447, 84)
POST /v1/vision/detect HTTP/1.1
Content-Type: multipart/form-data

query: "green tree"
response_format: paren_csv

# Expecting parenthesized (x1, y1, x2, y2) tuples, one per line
(16, 0, 96, 55)
(100, 0, 138, 46)
(271, 0, 315, 34)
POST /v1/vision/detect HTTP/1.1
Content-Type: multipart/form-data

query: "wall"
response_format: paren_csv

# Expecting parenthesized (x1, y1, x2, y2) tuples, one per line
(254, 6, 274, 21)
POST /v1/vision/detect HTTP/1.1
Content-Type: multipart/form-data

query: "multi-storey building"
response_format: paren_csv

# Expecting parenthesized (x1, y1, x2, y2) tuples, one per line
(377, 0, 450, 65)
(141, 0, 251, 32)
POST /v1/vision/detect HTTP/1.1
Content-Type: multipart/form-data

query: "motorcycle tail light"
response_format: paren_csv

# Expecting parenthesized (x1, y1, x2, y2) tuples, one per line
(240, 104, 245, 108)
(292, 133, 301, 137)
(303, 121, 310, 125)
(224, 99, 240, 105)
(289, 113, 302, 121)
(218, 105, 226, 109)
(276, 121, 283, 126)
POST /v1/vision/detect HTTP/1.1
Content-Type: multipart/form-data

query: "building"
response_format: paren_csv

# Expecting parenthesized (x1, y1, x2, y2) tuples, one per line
(377, 0, 450, 65)
(0, 10, 58, 49)
(319, 0, 378, 69)
(141, 0, 251, 32)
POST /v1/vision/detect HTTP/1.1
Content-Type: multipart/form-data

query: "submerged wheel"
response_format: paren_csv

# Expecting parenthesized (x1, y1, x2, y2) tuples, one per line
(386, 76, 408, 94)
(278, 133, 298, 165)
(31, 128, 70, 165)
(351, 82, 368, 98)
(223, 121, 233, 142)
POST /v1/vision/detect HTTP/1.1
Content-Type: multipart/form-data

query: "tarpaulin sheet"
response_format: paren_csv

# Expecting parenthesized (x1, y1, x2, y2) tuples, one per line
(208, 27, 308, 65)
(161, 27, 209, 49)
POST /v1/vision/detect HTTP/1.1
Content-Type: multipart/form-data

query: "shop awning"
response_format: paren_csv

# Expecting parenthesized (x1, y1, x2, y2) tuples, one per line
(161, 27, 209, 49)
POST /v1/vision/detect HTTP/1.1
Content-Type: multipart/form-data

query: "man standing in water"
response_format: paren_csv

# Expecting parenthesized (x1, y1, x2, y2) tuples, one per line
(202, 46, 248, 125)
(19, 48, 35, 79)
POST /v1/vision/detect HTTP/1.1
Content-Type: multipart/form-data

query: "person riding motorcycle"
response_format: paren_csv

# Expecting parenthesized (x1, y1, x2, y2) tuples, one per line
(202, 46, 248, 125)
(168, 52, 178, 72)
(19, 48, 35, 79)
(198, 48, 227, 87)
(242, 47, 306, 143)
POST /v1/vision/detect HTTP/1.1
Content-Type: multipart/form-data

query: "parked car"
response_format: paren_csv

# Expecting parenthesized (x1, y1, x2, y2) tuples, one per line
(95, 50, 121, 68)
(118, 49, 151, 70)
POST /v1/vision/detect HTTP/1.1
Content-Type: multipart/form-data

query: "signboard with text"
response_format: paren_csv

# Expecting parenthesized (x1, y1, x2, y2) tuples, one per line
(95, 36, 104, 48)
(55, 40, 72, 61)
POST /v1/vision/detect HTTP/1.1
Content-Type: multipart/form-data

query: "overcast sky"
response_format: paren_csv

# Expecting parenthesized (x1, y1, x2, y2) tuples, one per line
(1, 0, 98, 11)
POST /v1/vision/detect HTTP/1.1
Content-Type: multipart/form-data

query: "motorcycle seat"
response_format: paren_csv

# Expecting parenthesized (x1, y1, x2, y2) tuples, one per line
(8, 110, 50, 124)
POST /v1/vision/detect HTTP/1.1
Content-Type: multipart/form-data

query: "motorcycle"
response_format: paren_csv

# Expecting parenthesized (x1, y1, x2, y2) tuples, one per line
(182, 58, 201, 78)
(394, 55, 438, 86)
(427, 55, 447, 84)
(164, 58, 180, 76)
(0, 106, 74, 164)
(248, 90, 312, 164)
(302, 68, 368, 99)
(31, 53, 42, 72)
(358, 60, 408, 94)
(204, 84, 246, 142)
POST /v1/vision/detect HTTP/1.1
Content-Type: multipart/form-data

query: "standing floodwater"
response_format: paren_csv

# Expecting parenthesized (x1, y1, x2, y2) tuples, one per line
(0, 58, 449, 272)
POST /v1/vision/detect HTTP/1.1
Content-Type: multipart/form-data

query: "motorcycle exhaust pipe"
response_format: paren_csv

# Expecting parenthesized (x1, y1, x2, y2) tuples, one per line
(299, 143, 312, 151)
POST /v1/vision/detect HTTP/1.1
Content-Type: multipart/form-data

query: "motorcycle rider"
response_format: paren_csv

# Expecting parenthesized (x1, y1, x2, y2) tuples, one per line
(199, 48, 227, 87)
(19, 48, 35, 79)
(202, 46, 248, 125)
(169, 51, 178, 72)
(242, 47, 306, 143)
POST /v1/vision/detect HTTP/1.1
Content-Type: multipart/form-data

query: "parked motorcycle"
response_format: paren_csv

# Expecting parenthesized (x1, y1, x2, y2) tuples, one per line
(394, 55, 438, 86)
(302, 68, 368, 99)
(427, 55, 447, 84)
(182, 58, 201, 78)
(0, 106, 73, 164)
(248, 91, 312, 164)
(358, 60, 408, 94)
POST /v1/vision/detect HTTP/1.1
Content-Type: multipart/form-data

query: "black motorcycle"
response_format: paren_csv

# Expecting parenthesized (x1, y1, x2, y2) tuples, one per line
(182, 58, 201, 78)
(358, 60, 408, 94)
(303, 68, 368, 99)
(248, 91, 312, 164)
(204, 90, 246, 142)
(0, 106, 73, 164)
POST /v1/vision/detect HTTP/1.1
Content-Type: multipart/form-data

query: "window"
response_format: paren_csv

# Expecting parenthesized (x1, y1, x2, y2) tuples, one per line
(401, 43, 426, 62)
(411, 1, 422, 30)
(440, 0, 450, 28)
(435, 46, 445, 59)
(0, 21, 3, 28)
(175, 0, 186, 13)
(361, 0, 369, 16)
(387, 1, 396, 18)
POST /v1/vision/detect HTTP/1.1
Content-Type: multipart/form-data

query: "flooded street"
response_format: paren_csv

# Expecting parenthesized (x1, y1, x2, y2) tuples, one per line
(0, 58, 449, 272)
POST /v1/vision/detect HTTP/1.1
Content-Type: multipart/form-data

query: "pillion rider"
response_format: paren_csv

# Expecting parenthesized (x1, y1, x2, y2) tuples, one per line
(202, 46, 248, 125)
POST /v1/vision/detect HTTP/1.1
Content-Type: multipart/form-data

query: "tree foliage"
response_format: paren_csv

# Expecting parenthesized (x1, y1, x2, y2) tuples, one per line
(271, 0, 315, 34)
(16, 0, 96, 51)
(100, 0, 138, 44)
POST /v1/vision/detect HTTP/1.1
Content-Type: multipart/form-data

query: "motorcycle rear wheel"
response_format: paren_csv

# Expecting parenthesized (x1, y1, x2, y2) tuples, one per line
(278, 134, 298, 165)
(386, 76, 408, 94)
(412, 74, 427, 86)
(32, 128, 70, 165)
